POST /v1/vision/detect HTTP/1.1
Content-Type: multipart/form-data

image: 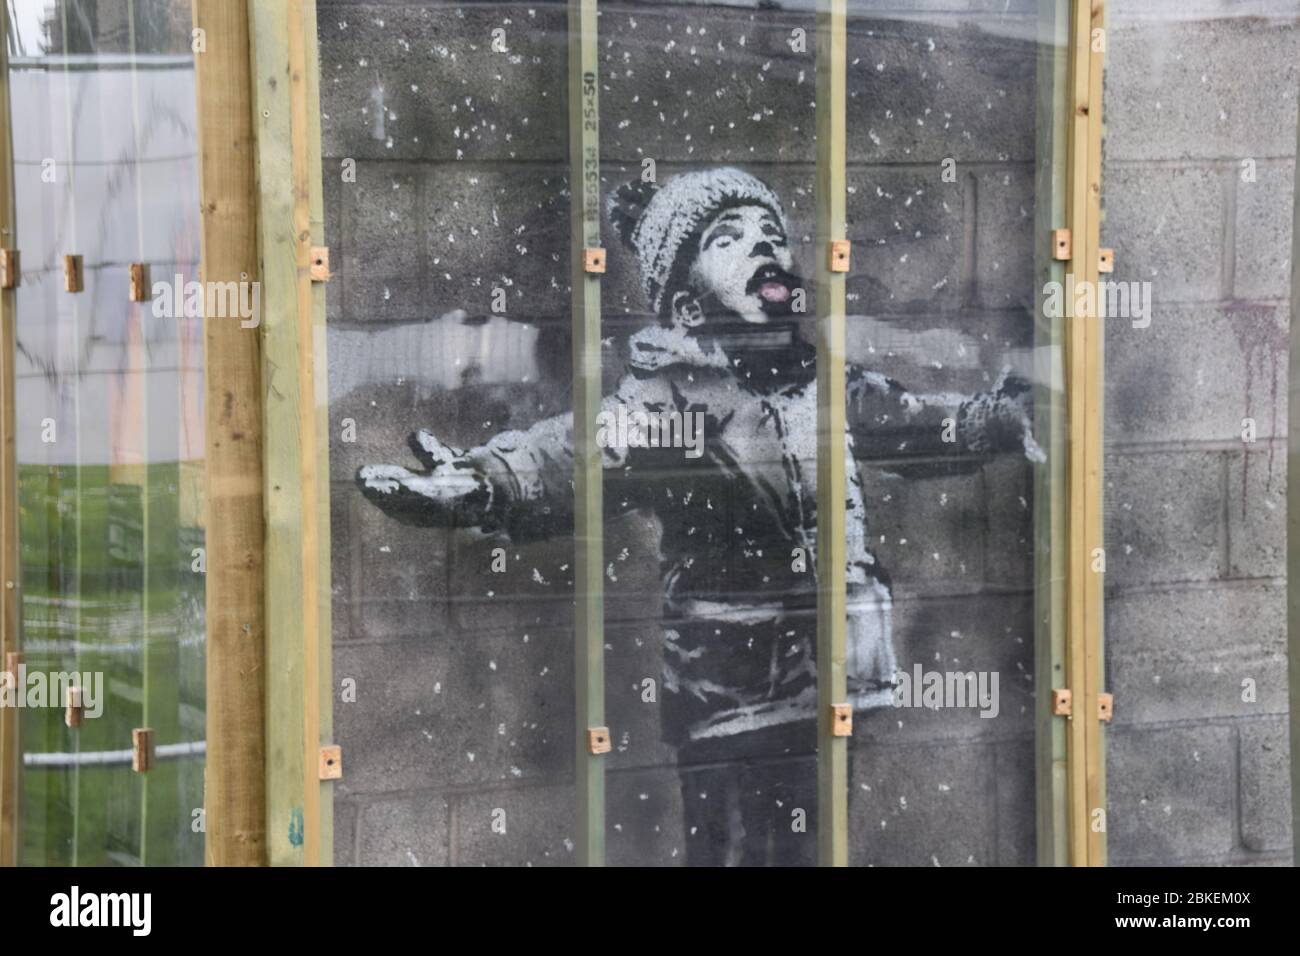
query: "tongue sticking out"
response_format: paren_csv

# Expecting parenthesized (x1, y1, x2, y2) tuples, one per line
(759, 281, 790, 304)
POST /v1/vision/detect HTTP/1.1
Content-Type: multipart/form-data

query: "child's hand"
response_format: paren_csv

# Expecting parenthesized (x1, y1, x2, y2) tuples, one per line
(357, 429, 492, 526)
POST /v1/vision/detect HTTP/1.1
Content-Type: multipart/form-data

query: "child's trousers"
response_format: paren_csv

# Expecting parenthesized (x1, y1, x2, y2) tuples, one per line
(674, 720, 856, 867)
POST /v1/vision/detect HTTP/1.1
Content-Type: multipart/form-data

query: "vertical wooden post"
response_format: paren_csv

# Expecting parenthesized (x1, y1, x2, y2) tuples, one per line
(247, 0, 331, 867)
(194, 0, 267, 867)
(302, 0, 334, 867)
(1033, 0, 1071, 868)
(1064, 0, 1107, 866)
(0, 0, 20, 869)
(815, 0, 849, 868)
(1082, 0, 1107, 869)
(568, 0, 605, 868)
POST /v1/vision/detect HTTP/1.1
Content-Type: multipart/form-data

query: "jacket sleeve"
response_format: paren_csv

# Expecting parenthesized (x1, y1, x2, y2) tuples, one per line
(846, 365, 1044, 463)
(465, 372, 668, 539)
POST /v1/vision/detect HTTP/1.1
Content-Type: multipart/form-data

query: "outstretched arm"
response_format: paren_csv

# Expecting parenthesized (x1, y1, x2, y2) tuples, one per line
(357, 373, 669, 538)
(357, 411, 577, 539)
(846, 366, 1044, 464)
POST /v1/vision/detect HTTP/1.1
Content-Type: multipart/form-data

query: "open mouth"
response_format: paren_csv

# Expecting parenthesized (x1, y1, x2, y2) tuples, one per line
(745, 263, 797, 306)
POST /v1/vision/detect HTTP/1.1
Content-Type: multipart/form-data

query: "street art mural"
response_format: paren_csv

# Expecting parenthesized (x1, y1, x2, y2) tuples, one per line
(355, 167, 1042, 865)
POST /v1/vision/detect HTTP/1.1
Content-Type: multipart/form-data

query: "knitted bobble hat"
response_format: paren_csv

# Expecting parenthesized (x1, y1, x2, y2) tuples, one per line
(607, 167, 789, 317)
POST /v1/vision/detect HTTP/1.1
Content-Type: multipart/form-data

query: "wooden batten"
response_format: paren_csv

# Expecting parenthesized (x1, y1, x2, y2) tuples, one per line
(63, 254, 83, 293)
(132, 728, 156, 774)
(1063, 0, 1108, 867)
(568, 0, 606, 868)
(814, 0, 849, 868)
(194, 0, 268, 867)
(128, 262, 149, 302)
(1082, 0, 1108, 870)
(247, 0, 332, 867)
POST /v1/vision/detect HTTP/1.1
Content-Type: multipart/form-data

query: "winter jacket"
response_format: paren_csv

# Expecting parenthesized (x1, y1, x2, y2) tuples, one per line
(454, 320, 1040, 746)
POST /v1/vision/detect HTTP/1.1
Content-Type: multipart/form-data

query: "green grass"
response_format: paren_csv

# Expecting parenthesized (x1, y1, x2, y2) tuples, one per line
(16, 463, 206, 866)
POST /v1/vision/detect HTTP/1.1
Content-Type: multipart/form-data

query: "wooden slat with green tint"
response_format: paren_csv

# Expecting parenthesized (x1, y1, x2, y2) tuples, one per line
(302, 0, 334, 868)
(1082, 0, 1108, 869)
(248, 0, 330, 867)
(568, 0, 605, 868)
(1063, 0, 1107, 867)
(814, 0, 849, 868)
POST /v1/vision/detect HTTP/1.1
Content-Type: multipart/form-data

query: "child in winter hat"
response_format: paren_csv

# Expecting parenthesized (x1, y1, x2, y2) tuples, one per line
(608, 166, 796, 322)
(359, 166, 1041, 865)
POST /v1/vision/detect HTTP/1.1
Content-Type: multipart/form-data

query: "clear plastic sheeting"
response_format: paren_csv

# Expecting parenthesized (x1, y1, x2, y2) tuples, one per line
(0, 0, 1291, 872)
(7, 0, 205, 867)
(328, 0, 1055, 866)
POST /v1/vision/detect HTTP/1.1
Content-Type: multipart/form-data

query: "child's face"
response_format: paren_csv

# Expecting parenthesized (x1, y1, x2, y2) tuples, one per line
(690, 204, 797, 323)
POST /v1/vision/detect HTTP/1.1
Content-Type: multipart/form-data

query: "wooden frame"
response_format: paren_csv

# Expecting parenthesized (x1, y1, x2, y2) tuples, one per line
(194, 0, 333, 867)
(568, 0, 606, 868)
(247, 0, 333, 868)
(193, 0, 267, 867)
(814, 0, 850, 868)
(1081, 0, 1108, 870)
(1061, 0, 1108, 867)
(0, 0, 1118, 870)
(1033, 0, 1111, 872)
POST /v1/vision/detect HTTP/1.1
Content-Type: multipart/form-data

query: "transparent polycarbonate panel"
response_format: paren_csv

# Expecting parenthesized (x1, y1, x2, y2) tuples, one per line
(327, 0, 1060, 867)
(9, 0, 203, 866)
(323, 3, 577, 866)
(1101, 0, 1298, 867)
(597, 3, 825, 868)
(831, 0, 1056, 867)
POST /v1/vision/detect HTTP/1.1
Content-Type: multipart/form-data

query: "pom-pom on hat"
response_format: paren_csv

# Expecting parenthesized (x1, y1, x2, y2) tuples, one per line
(607, 167, 789, 317)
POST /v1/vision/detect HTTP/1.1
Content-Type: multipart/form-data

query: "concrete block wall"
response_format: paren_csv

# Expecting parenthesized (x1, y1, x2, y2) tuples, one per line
(1102, 0, 1297, 865)
(320, 0, 1294, 866)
